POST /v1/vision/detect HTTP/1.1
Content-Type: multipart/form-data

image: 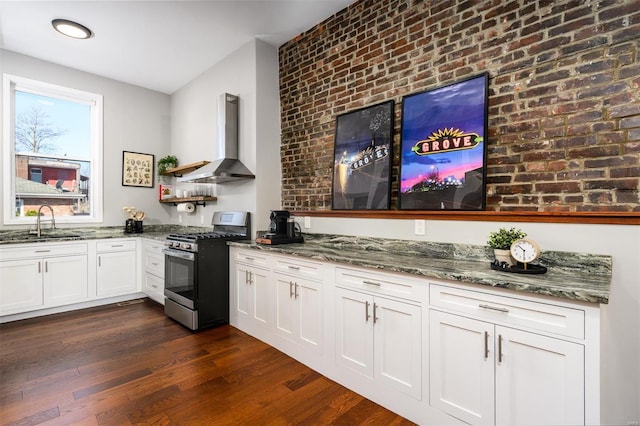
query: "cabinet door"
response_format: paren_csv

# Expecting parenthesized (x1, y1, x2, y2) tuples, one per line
(0, 259, 43, 313)
(429, 310, 494, 425)
(96, 251, 138, 297)
(335, 287, 373, 378)
(374, 296, 422, 400)
(275, 274, 323, 353)
(44, 255, 88, 306)
(275, 274, 296, 340)
(233, 263, 270, 328)
(297, 278, 322, 353)
(495, 326, 584, 426)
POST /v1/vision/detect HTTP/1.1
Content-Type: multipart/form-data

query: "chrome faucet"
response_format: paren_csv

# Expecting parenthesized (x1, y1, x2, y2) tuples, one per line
(31, 205, 56, 237)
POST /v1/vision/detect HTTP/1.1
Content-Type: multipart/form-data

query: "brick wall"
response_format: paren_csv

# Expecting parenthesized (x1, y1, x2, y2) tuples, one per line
(279, 0, 640, 212)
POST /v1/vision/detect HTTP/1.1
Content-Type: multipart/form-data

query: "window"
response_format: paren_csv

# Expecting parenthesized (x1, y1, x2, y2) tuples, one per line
(2, 74, 103, 224)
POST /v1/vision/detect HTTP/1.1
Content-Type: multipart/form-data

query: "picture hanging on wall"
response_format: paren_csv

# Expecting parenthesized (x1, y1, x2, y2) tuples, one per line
(331, 100, 394, 210)
(399, 73, 488, 210)
(122, 151, 154, 188)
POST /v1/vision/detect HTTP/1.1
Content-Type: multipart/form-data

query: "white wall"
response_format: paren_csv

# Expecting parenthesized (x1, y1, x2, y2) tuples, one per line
(298, 215, 640, 425)
(0, 49, 172, 228)
(169, 39, 281, 233)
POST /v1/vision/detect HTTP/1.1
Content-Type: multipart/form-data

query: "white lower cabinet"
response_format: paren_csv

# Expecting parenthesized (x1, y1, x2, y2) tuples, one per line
(335, 286, 422, 399)
(142, 239, 165, 304)
(96, 240, 139, 297)
(227, 247, 600, 426)
(231, 250, 271, 333)
(430, 283, 586, 426)
(274, 272, 322, 355)
(0, 243, 88, 315)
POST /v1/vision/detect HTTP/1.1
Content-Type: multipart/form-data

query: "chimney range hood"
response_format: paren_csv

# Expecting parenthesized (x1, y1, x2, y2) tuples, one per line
(177, 93, 255, 184)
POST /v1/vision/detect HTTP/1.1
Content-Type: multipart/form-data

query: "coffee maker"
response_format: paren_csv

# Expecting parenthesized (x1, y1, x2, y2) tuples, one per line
(268, 210, 290, 236)
(257, 210, 303, 245)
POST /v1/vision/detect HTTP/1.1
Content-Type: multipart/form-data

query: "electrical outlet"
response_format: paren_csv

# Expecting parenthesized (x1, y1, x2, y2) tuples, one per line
(414, 219, 426, 235)
(304, 216, 311, 229)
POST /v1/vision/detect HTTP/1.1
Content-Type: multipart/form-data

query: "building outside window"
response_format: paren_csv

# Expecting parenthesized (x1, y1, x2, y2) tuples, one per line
(2, 74, 103, 224)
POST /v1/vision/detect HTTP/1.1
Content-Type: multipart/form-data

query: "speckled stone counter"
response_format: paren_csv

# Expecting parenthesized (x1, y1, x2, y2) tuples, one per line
(229, 233, 612, 304)
(0, 225, 210, 245)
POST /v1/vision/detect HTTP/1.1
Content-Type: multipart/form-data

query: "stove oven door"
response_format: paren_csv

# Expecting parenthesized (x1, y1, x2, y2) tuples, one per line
(163, 248, 196, 310)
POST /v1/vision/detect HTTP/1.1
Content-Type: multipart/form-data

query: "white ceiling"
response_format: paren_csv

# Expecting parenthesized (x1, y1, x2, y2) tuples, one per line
(0, 0, 355, 94)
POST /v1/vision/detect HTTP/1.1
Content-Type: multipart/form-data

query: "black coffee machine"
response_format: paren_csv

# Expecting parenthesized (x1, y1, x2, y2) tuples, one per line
(259, 210, 303, 245)
(268, 210, 290, 236)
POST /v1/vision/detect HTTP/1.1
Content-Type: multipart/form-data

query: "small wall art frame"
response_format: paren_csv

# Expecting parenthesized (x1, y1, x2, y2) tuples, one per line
(331, 100, 394, 210)
(122, 151, 154, 188)
(399, 73, 489, 210)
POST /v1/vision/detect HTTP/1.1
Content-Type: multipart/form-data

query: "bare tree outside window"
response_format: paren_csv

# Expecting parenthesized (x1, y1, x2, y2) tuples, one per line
(15, 107, 67, 154)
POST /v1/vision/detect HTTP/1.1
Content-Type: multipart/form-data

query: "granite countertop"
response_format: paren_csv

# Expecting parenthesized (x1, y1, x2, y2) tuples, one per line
(0, 225, 211, 245)
(229, 234, 612, 304)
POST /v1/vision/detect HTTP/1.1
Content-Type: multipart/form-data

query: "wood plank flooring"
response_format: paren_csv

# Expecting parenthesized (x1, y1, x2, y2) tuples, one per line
(0, 299, 414, 425)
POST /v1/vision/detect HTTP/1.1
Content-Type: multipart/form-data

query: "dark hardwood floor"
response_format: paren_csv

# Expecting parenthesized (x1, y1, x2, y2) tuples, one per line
(0, 299, 414, 425)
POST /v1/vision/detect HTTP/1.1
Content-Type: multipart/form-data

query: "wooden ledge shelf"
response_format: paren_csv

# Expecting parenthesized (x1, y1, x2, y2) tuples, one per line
(159, 196, 217, 207)
(291, 210, 639, 225)
(160, 161, 210, 177)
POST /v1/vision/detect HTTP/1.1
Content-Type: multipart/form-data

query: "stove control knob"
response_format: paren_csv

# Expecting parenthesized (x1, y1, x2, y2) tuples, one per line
(182, 243, 192, 250)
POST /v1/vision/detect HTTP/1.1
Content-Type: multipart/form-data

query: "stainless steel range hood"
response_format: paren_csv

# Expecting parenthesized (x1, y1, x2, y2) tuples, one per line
(177, 93, 255, 184)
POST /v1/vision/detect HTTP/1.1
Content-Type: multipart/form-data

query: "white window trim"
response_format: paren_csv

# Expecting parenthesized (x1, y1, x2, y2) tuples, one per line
(2, 74, 104, 225)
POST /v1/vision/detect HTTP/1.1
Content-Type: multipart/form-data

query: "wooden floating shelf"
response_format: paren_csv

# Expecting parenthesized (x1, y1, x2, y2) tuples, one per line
(160, 161, 210, 177)
(159, 196, 217, 207)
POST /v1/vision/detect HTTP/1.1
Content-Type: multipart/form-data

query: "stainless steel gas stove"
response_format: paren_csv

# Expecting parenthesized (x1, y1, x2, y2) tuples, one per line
(163, 211, 250, 330)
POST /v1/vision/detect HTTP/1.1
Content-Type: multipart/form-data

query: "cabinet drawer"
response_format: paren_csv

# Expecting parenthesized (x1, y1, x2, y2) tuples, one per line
(429, 283, 585, 339)
(0, 243, 88, 261)
(273, 255, 322, 280)
(96, 240, 137, 252)
(144, 252, 164, 277)
(143, 239, 165, 254)
(234, 249, 269, 267)
(336, 266, 426, 303)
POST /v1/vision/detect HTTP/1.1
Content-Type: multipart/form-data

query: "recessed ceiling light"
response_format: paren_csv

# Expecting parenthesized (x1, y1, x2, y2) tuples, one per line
(52, 19, 93, 39)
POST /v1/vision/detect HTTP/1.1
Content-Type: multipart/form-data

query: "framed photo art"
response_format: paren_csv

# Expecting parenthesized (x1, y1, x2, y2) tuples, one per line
(122, 151, 154, 187)
(399, 73, 488, 210)
(332, 100, 394, 210)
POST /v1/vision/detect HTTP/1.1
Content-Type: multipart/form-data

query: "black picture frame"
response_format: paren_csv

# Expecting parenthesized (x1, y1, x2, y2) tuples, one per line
(399, 73, 489, 210)
(122, 151, 154, 188)
(331, 100, 394, 210)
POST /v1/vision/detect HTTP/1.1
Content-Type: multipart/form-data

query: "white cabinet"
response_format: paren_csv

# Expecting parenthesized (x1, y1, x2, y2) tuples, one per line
(96, 240, 138, 297)
(429, 283, 585, 426)
(273, 256, 323, 355)
(142, 239, 165, 304)
(0, 243, 88, 315)
(335, 267, 423, 400)
(230, 249, 271, 333)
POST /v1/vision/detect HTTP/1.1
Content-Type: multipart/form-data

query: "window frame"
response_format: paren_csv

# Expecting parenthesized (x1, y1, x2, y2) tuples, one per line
(2, 74, 104, 225)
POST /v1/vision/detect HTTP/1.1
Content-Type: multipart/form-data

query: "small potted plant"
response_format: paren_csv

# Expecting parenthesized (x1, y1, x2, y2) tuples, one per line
(157, 155, 178, 175)
(487, 227, 527, 266)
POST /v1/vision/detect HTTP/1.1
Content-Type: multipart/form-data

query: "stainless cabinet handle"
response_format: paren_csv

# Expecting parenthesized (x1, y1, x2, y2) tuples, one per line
(484, 331, 489, 359)
(363, 280, 381, 286)
(111, 244, 124, 248)
(289, 281, 294, 298)
(151, 262, 159, 266)
(294, 283, 299, 299)
(98, 256, 101, 267)
(245, 270, 249, 284)
(479, 303, 509, 313)
(151, 284, 158, 289)
(38, 261, 41, 274)
(45, 261, 48, 273)
(498, 335, 504, 363)
(365, 300, 370, 322)
(373, 303, 378, 324)
(248, 271, 253, 285)
(245, 256, 254, 261)
(35, 250, 51, 253)
(288, 265, 300, 270)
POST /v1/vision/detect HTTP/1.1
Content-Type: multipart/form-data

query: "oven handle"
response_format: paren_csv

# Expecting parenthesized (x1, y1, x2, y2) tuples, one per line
(163, 248, 195, 261)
